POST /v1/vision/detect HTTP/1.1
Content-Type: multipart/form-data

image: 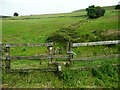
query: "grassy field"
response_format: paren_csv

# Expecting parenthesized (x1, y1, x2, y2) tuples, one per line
(2, 5, 119, 88)
(2, 11, 86, 44)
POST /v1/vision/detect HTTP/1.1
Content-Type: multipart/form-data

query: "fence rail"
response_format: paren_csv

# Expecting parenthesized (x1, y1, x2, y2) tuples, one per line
(2, 55, 69, 60)
(3, 42, 53, 47)
(8, 68, 57, 72)
(73, 40, 120, 47)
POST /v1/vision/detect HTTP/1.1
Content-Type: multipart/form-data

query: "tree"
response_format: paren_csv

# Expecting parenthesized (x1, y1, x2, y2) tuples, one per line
(86, 5, 105, 19)
(115, 5, 120, 9)
(14, 12, 19, 16)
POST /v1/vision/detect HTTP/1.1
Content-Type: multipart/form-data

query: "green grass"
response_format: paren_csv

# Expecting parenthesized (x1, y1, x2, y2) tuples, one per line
(77, 15, 118, 35)
(2, 16, 86, 44)
(60, 64, 119, 88)
(2, 5, 119, 88)
(2, 70, 64, 88)
(103, 5, 116, 11)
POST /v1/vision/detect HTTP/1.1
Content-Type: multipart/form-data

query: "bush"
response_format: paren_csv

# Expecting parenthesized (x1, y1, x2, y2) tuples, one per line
(86, 5, 105, 19)
(115, 5, 120, 9)
(46, 27, 80, 45)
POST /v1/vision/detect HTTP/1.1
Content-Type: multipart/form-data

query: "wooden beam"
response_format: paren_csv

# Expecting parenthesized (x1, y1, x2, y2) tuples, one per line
(3, 42, 53, 47)
(53, 55, 69, 59)
(7, 68, 57, 72)
(2, 55, 69, 60)
(2, 54, 118, 61)
(73, 40, 120, 47)
(10, 55, 51, 60)
(71, 54, 119, 61)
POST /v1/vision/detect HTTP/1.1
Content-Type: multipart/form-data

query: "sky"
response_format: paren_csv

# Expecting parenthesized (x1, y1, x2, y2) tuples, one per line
(0, 0, 120, 16)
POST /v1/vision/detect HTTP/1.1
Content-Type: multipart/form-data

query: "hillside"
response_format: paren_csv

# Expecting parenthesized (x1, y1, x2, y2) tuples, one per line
(2, 5, 119, 88)
(72, 5, 115, 13)
(2, 5, 118, 44)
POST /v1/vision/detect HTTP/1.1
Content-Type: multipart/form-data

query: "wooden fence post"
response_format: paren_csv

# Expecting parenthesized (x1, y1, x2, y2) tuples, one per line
(4, 45, 10, 70)
(67, 39, 73, 63)
(0, 43, 2, 69)
(48, 46, 53, 64)
(118, 8, 120, 39)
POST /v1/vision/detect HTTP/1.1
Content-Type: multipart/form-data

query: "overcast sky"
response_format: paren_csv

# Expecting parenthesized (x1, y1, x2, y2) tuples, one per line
(0, 0, 119, 16)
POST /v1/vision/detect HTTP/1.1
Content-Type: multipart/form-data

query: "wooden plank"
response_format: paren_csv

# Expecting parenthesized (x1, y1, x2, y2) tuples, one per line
(73, 40, 120, 47)
(70, 64, 119, 70)
(3, 42, 53, 47)
(2, 55, 69, 60)
(10, 55, 51, 60)
(3, 54, 118, 61)
(53, 55, 69, 59)
(7, 68, 57, 72)
(71, 54, 119, 61)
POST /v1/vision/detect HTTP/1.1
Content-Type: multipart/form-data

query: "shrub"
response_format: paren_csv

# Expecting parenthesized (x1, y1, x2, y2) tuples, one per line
(115, 5, 120, 9)
(86, 5, 105, 19)
(46, 27, 80, 45)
